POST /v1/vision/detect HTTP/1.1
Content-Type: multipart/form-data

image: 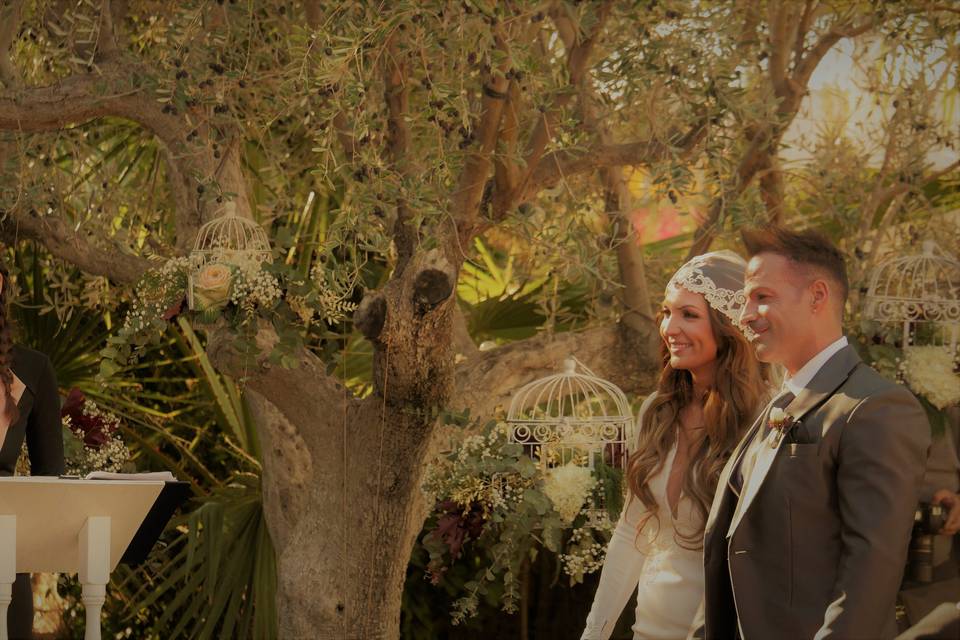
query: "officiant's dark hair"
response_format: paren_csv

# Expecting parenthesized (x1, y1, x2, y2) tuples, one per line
(0, 255, 18, 426)
(741, 225, 849, 303)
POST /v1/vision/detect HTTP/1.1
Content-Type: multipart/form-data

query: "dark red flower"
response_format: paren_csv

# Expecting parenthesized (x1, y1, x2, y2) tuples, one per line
(60, 388, 114, 448)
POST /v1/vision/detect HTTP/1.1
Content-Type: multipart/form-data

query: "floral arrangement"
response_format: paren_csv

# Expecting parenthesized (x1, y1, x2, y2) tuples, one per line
(899, 346, 960, 410)
(865, 341, 960, 435)
(421, 420, 622, 624)
(15, 388, 130, 477)
(60, 389, 131, 476)
(99, 248, 358, 379)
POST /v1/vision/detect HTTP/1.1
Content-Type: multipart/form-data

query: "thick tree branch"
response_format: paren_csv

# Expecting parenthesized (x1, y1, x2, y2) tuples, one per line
(448, 32, 511, 249)
(528, 124, 707, 197)
(384, 37, 415, 272)
(0, 63, 236, 247)
(869, 159, 960, 221)
(0, 208, 150, 284)
(561, 18, 654, 334)
(793, 0, 818, 70)
(0, 0, 24, 89)
(793, 18, 875, 89)
(504, 3, 613, 212)
(768, 1, 800, 95)
(451, 320, 659, 419)
(492, 80, 522, 216)
(688, 14, 879, 258)
(304, 1, 323, 27)
(96, 0, 120, 62)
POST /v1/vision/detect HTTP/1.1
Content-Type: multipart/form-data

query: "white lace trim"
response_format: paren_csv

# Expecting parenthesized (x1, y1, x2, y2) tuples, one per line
(668, 260, 757, 340)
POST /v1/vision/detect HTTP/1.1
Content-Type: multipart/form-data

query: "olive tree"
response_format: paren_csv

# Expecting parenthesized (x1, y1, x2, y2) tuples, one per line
(0, 1, 956, 637)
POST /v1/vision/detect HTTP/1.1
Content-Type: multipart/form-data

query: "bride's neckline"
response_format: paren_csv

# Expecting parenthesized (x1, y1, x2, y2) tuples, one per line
(0, 373, 27, 447)
(665, 425, 704, 519)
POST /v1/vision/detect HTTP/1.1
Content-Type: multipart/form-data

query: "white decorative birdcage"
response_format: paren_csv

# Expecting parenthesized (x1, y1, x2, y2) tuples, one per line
(506, 357, 632, 526)
(187, 203, 272, 310)
(863, 241, 960, 350)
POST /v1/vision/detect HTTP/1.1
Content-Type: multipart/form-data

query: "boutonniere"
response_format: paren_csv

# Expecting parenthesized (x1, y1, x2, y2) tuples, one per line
(768, 408, 795, 448)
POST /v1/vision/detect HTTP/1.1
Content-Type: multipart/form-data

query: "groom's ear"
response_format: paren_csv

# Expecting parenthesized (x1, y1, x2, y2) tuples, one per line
(809, 278, 830, 315)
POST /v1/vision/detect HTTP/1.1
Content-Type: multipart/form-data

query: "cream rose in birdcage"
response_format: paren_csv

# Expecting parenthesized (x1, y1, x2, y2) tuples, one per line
(189, 262, 235, 312)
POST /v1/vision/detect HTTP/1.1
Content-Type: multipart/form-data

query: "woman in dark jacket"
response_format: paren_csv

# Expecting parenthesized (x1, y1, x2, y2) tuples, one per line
(0, 256, 64, 639)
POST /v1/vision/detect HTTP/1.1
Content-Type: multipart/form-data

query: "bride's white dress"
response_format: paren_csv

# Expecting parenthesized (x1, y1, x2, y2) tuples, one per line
(581, 436, 704, 640)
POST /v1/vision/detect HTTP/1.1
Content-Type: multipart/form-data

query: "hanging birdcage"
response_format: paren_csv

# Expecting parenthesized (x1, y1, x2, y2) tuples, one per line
(863, 240, 960, 350)
(187, 204, 272, 310)
(506, 357, 632, 527)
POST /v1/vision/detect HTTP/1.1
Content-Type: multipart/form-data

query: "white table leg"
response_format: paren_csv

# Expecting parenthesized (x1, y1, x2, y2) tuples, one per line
(78, 516, 110, 640)
(0, 516, 17, 640)
(0, 515, 15, 640)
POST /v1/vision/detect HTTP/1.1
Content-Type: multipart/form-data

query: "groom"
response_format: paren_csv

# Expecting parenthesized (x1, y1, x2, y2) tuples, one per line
(696, 227, 930, 640)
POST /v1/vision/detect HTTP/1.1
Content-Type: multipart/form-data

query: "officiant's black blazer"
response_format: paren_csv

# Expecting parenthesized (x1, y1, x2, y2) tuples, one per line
(0, 345, 64, 477)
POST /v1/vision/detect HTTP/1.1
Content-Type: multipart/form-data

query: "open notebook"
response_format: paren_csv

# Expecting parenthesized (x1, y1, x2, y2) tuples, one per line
(84, 471, 178, 482)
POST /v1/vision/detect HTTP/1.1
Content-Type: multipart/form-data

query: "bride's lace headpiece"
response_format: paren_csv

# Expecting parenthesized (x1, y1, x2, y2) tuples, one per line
(667, 250, 756, 340)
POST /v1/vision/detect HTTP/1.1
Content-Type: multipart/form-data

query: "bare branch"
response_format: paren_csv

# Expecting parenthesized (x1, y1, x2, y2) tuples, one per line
(925, 3, 960, 14)
(0, 208, 150, 284)
(0, 62, 181, 142)
(558, 14, 655, 331)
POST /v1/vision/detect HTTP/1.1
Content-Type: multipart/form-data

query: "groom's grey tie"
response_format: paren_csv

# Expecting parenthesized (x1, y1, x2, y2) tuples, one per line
(729, 389, 795, 494)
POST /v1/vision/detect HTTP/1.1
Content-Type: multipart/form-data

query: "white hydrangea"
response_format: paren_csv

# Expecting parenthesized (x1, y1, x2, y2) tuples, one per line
(542, 463, 595, 524)
(900, 346, 960, 409)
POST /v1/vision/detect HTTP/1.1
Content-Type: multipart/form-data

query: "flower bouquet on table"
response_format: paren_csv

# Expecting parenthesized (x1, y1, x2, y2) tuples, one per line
(60, 388, 132, 476)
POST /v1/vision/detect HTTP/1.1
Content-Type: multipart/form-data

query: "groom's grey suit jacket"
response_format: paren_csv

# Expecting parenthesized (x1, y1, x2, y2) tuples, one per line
(699, 344, 930, 640)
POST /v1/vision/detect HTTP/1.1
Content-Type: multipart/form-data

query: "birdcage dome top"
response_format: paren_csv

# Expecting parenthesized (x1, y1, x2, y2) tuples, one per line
(864, 241, 960, 324)
(506, 357, 632, 424)
(190, 204, 272, 267)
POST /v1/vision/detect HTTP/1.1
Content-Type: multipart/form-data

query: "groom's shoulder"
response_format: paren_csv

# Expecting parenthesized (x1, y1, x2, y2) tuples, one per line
(838, 361, 919, 410)
(840, 362, 923, 419)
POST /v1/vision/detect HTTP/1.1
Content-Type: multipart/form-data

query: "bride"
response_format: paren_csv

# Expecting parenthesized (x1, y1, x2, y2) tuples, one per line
(581, 251, 769, 639)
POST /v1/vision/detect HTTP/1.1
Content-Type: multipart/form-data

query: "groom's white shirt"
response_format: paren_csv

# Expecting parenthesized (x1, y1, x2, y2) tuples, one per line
(782, 335, 848, 396)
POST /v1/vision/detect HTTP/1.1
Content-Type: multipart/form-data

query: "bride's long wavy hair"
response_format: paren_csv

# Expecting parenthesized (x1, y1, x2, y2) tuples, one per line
(625, 302, 767, 549)
(0, 255, 17, 426)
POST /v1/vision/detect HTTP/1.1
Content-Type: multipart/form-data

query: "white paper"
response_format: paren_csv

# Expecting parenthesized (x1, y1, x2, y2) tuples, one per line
(84, 471, 177, 482)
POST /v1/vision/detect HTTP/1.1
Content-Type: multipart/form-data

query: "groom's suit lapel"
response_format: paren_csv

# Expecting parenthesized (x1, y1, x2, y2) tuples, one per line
(705, 409, 765, 535)
(726, 344, 862, 539)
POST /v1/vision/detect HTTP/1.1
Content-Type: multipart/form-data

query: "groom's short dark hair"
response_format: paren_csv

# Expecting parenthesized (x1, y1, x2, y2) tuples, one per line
(741, 225, 849, 303)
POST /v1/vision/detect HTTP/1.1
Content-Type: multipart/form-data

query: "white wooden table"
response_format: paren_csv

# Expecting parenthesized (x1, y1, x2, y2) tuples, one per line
(0, 477, 164, 640)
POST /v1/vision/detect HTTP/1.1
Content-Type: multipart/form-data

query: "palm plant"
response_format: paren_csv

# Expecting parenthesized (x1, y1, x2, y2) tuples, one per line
(10, 246, 277, 639)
